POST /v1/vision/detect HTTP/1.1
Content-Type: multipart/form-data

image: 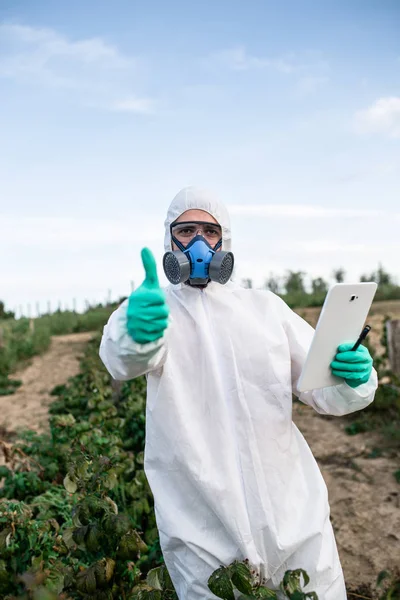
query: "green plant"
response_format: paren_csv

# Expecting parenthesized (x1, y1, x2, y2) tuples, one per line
(343, 316, 400, 450)
(208, 560, 318, 599)
(376, 569, 400, 599)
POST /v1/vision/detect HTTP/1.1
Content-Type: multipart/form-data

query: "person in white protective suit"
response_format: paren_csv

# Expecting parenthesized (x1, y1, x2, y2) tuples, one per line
(99, 186, 377, 600)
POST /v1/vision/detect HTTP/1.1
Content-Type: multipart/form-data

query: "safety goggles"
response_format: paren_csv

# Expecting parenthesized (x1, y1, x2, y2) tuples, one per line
(170, 221, 222, 244)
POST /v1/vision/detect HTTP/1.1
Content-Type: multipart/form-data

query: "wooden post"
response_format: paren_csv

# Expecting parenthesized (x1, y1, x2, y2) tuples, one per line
(111, 378, 123, 403)
(386, 319, 400, 377)
(29, 318, 35, 333)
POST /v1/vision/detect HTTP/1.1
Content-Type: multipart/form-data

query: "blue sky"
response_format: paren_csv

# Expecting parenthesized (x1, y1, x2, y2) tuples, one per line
(1, 0, 399, 315)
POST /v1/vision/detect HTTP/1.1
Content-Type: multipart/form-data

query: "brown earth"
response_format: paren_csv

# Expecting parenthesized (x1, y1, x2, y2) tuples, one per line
(0, 332, 94, 435)
(293, 403, 400, 599)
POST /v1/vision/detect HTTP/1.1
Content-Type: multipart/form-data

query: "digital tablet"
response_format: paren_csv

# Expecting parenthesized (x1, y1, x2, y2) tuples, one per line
(297, 282, 378, 392)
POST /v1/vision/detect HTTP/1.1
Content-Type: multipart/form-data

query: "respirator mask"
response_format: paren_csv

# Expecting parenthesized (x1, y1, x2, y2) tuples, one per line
(163, 221, 234, 286)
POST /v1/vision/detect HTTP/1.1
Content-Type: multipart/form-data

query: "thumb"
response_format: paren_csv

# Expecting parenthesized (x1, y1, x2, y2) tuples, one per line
(141, 247, 160, 289)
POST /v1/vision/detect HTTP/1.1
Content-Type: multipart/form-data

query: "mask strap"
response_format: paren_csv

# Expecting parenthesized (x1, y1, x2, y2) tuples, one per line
(213, 239, 222, 251)
(171, 234, 186, 253)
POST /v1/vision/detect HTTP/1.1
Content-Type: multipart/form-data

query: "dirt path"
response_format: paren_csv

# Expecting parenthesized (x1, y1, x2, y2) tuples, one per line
(293, 401, 400, 598)
(0, 332, 94, 435)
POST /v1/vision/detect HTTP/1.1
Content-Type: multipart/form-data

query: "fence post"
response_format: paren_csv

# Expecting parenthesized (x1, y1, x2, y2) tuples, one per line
(111, 378, 123, 403)
(29, 318, 35, 333)
(386, 319, 400, 377)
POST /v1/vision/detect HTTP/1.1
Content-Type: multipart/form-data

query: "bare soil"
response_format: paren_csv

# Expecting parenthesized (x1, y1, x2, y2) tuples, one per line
(293, 402, 400, 598)
(0, 332, 93, 435)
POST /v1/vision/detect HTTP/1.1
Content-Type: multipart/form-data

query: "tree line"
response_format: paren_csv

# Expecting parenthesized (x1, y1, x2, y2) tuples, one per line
(241, 264, 400, 307)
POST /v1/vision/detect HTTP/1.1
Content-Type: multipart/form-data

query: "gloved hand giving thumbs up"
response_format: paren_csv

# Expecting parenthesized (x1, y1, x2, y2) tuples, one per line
(127, 248, 170, 344)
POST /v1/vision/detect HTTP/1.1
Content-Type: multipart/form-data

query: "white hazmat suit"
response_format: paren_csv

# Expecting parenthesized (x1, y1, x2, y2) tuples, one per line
(100, 187, 377, 599)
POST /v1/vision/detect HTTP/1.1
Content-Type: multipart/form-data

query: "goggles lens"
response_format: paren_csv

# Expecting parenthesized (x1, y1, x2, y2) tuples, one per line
(171, 221, 222, 244)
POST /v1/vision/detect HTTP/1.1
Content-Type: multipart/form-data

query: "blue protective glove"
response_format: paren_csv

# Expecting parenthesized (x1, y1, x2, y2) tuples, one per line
(330, 343, 373, 388)
(126, 248, 170, 345)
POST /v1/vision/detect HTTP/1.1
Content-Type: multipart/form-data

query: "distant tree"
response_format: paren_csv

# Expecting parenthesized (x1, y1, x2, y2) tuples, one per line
(0, 301, 15, 320)
(284, 271, 306, 295)
(332, 268, 346, 283)
(264, 275, 281, 294)
(241, 278, 253, 289)
(376, 263, 393, 285)
(360, 263, 393, 285)
(311, 277, 328, 296)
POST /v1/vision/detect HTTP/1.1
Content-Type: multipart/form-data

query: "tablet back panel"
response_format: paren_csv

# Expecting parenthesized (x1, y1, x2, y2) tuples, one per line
(297, 282, 377, 392)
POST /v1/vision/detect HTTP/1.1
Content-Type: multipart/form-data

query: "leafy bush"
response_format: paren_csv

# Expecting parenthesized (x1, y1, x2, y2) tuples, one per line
(343, 317, 400, 453)
(0, 303, 116, 395)
(208, 561, 318, 599)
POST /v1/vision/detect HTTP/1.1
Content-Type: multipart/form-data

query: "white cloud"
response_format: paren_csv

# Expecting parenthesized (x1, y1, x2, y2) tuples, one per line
(0, 22, 154, 112)
(208, 46, 302, 73)
(110, 96, 155, 114)
(0, 214, 159, 247)
(0, 23, 132, 67)
(296, 75, 329, 96)
(355, 96, 400, 138)
(207, 47, 330, 94)
(228, 204, 385, 218)
(284, 240, 400, 254)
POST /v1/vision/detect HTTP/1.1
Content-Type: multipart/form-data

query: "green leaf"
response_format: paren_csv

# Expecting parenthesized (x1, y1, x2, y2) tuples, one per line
(281, 569, 309, 595)
(158, 565, 175, 591)
(255, 588, 278, 598)
(377, 570, 390, 586)
(130, 584, 162, 599)
(44, 565, 65, 594)
(146, 567, 163, 590)
(85, 523, 102, 552)
(94, 557, 116, 588)
(77, 566, 97, 594)
(63, 474, 77, 494)
(72, 525, 88, 546)
(230, 561, 253, 595)
(62, 527, 76, 550)
(103, 469, 119, 490)
(287, 592, 304, 600)
(208, 566, 235, 600)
